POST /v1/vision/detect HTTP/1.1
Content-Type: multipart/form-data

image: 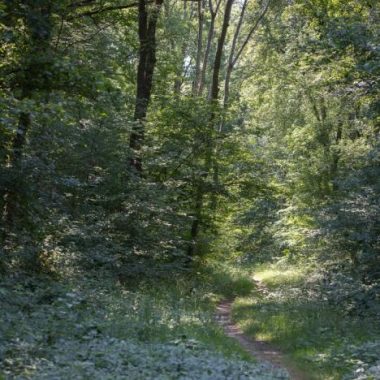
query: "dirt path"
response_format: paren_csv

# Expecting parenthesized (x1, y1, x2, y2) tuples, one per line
(215, 295, 309, 380)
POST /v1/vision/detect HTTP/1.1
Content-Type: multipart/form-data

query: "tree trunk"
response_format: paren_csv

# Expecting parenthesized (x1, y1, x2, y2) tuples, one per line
(331, 121, 342, 191)
(187, 179, 203, 257)
(130, 0, 164, 173)
(192, 0, 204, 95)
(209, 0, 234, 102)
(198, 0, 221, 95)
(223, 0, 248, 107)
(1, 1, 53, 242)
(188, 0, 234, 257)
(173, 2, 191, 95)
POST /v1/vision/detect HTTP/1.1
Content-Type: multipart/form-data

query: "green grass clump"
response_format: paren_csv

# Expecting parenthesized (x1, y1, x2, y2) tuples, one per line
(200, 260, 255, 300)
(231, 262, 380, 380)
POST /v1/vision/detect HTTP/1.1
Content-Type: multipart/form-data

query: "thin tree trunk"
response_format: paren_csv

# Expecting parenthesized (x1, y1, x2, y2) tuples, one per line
(223, 0, 248, 107)
(210, 0, 234, 102)
(331, 122, 342, 191)
(1, 2, 53, 242)
(130, 0, 164, 173)
(212, 0, 248, 210)
(192, 0, 204, 95)
(173, 2, 191, 95)
(198, 0, 221, 95)
(188, 0, 234, 257)
(215, 0, 270, 210)
(187, 178, 203, 257)
(1, 112, 32, 236)
(207, 0, 234, 211)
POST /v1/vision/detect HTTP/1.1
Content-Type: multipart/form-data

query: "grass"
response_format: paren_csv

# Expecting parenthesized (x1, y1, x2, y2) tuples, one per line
(231, 261, 380, 380)
(6, 253, 378, 379)
(0, 263, 289, 379)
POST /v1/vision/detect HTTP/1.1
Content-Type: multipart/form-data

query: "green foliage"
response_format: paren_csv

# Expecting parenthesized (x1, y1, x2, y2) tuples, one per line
(235, 0, 380, 306)
(0, 273, 289, 379)
(0, 0, 379, 378)
(232, 262, 380, 379)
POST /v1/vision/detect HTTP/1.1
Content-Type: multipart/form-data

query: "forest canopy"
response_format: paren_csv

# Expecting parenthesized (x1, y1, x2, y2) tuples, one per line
(1, 0, 378, 279)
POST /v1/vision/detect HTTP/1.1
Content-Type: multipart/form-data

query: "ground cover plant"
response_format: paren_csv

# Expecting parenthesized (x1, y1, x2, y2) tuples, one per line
(0, 264, 290, 379)
(232, 260, 380, 380)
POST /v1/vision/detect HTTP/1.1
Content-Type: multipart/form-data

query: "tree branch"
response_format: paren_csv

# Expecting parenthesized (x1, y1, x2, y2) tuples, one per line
(232, 0, 270, 66)
(71, 2, 142, 19)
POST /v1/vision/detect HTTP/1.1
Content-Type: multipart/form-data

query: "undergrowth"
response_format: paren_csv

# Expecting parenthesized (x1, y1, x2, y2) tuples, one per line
(0, 262, 288, 379)
(232, 260, 380, 380)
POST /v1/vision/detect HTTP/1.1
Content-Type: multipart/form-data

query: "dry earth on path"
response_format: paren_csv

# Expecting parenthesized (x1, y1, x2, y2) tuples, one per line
(215, 295, 310, 380)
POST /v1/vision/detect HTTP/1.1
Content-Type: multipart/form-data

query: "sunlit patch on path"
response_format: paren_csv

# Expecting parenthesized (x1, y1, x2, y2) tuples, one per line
(215, 298, 309, 380)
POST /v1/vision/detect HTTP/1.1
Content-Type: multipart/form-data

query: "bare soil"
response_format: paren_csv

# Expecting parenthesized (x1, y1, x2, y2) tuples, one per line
(215, 295, 310, 380)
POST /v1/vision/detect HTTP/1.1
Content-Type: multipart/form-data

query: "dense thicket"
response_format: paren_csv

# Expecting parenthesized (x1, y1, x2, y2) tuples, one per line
(0, 0, 379, 304)
(235, 1, 380, 306)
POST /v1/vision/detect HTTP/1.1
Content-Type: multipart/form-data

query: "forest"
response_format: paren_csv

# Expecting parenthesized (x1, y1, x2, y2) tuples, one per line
(0, 0, 379, 379)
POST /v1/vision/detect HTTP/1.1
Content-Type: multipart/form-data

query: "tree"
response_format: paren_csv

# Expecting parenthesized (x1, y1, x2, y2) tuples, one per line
(1, 0, 57, 242)
(130, 0, 164, 173)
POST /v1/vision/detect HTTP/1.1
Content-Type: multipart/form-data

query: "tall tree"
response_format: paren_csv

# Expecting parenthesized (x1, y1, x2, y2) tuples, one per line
(198, 0, 222, 95)
(1, 0, 56, 241)
(188, 0, 234, 257)
(130, 0, 164, 173)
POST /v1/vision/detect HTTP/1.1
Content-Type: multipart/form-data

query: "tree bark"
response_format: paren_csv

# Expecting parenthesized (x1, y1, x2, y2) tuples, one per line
(1, 1, 54, 241)
(198, 0, 221, 95)
(223, 0, 248, 107)
(209, 0, 234, 102)
(1, 112, 32, 236)
(130, 0, 164, 173)
(188, 0, 234, 257)
(224, 0, 270, 107)
(192, 0, 204, 95)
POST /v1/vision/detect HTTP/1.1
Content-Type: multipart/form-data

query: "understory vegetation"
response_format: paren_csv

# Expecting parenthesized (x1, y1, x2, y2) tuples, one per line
(233, 260, 380, 380)
(1, 0, 379, 378)
(0, 261, 290, 379)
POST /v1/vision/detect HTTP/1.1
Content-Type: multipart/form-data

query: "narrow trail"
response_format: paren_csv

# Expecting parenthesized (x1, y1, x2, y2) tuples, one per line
(215, 282, 309, 380)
